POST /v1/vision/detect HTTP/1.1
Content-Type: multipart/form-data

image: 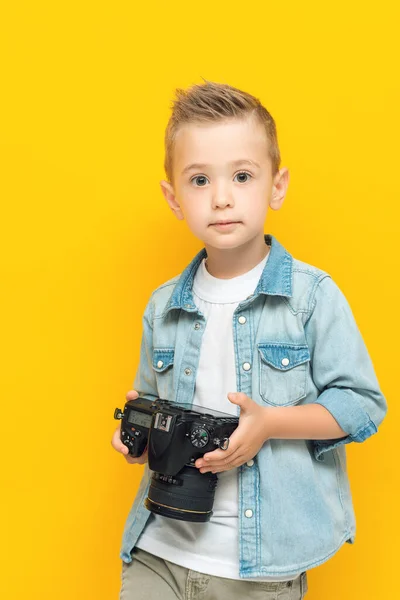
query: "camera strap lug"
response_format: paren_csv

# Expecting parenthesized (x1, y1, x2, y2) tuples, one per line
(213, 437, 230, 450)
(114, 408, 124, 420)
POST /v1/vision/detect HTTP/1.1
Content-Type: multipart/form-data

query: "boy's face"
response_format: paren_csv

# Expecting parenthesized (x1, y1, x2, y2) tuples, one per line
(160, 116, 289, 252)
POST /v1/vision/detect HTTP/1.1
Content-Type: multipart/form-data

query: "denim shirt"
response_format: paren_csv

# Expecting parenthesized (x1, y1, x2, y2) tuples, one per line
(120, 234, 387, 578)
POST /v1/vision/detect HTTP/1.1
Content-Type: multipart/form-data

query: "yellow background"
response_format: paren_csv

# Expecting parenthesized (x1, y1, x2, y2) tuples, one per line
(1, 2, 398, 598)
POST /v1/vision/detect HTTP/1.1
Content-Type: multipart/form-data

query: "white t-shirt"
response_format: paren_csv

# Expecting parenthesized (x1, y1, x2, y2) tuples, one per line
(136, 251, 301, 581)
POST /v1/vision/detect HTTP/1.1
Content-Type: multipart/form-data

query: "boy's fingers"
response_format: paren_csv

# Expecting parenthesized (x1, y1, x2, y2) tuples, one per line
(134, 449, 148, 464)
(111, 426, 128, 454)
(125, 449, 148, 465)
(112, 392, 138, 453)
(200, 448, 243, 470)
(111, 438, 127, 454)
(203, 440, 238, 462)
(125, 454, 139, 464)
(112, 394, 148, 464)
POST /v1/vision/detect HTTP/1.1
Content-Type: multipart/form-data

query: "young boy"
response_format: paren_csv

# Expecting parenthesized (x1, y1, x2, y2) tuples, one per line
(112, 81, 387, 599)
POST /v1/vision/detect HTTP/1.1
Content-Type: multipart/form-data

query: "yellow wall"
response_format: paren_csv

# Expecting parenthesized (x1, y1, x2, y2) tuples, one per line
(1, 2, 398, 598)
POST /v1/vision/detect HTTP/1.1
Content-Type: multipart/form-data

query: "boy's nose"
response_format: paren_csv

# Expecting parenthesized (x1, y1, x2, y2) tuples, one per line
(212, 187, 234, 209)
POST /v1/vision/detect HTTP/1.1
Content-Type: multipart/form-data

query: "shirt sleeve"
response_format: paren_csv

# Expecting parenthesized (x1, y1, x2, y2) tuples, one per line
(132, 298, 159, 402)
(304, 275, 388, 461)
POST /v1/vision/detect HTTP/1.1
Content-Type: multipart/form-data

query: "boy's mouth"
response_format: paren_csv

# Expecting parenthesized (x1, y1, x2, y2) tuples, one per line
(210, 220, 241, 225)
(210, 221, 242, 230)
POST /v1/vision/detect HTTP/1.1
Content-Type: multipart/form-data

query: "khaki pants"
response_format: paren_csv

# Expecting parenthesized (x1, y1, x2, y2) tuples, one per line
(120, 548, 308, 600)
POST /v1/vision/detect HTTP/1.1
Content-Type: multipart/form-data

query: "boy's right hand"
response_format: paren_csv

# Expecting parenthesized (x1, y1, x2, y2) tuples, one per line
(111, 390, 148, 465)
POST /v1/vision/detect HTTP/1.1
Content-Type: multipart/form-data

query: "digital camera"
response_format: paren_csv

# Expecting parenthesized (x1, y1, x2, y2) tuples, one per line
(114, 397, 238, 522)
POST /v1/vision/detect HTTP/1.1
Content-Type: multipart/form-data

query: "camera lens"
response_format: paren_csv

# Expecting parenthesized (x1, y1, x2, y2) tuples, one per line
(145, 465, 218, 522)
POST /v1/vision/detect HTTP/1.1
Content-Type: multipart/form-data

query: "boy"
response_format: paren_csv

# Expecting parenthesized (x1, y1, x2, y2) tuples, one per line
(112, 81, 387, 599)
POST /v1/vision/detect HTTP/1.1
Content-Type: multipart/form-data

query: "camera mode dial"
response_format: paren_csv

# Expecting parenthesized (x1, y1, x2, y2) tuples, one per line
(190, 426, 209, 448)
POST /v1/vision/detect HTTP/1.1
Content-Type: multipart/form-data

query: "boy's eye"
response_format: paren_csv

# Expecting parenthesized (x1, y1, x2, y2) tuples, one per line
(191, 175, 209, 187)
(234, 171, 252, 183)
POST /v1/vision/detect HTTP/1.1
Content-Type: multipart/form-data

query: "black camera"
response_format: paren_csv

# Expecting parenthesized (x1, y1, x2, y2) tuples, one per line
(114, 397, 238, 522)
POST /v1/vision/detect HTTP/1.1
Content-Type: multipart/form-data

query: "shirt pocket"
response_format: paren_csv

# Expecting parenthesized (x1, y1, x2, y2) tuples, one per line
(257, 342, 310, 406)
(152, 348, 175, 400)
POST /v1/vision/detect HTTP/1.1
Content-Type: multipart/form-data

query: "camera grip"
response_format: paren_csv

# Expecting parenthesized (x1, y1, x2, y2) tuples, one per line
(121, 429, 148, 457)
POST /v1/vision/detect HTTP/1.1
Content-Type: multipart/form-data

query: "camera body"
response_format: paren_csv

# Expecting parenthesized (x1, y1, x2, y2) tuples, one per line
(114, 397, 239, 521)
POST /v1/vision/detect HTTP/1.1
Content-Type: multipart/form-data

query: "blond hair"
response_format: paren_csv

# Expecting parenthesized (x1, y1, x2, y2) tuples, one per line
(164, 80, 281, 183)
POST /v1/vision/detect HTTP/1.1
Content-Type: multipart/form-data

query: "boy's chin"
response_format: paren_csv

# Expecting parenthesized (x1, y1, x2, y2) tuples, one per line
(204, 230, 268, 251)
(202, 234, 254, 252)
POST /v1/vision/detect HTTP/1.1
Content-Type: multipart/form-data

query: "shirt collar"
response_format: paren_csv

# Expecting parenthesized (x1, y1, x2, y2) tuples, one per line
(164, 234, 293, 314)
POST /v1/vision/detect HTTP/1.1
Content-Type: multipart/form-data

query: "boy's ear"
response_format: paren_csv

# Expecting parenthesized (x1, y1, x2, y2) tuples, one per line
(270, 167, 290, 211)
(160, 180, 184, 220)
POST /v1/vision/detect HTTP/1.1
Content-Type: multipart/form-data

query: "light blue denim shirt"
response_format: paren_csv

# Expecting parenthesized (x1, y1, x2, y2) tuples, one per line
(120, 234, 387, 578)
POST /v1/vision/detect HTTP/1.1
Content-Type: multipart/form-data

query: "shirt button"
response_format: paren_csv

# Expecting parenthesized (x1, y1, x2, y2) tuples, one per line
(157, 360, 164, 368)
(242, 362, 251, 371)
(184, 368, 192, 376)
(246, 460, 254, 467)
(244, 509, 253, 518)
(281, 357, 290, 366)
(238, 316, 247, 324)
(194, 323, 201, 330)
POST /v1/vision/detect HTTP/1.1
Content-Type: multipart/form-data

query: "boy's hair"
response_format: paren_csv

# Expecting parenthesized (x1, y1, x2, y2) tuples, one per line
(164, 80, 281, 184)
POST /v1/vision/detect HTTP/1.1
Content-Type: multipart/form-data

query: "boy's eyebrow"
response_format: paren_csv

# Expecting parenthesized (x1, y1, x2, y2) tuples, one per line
(181, 159, 261, 176)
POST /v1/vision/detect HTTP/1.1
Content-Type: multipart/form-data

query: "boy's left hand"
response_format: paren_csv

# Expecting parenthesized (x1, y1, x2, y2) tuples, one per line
(195, 392, 271, 474)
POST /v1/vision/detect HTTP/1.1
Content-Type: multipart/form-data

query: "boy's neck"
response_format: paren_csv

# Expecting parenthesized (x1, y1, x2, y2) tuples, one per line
(204, 235, 270, 280)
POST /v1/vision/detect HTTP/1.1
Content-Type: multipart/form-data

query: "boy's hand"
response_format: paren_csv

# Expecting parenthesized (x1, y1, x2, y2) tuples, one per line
(111, 390, 148, 465)
(195, 393, 271, 474)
